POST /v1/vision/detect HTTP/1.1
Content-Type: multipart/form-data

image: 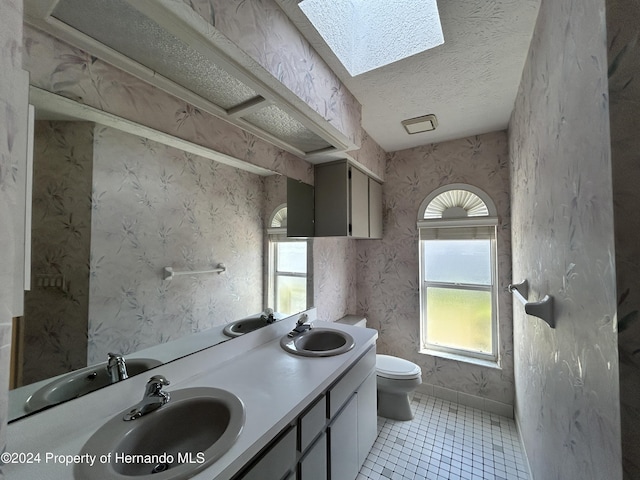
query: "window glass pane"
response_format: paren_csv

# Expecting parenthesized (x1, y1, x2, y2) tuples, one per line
(423, 239, 491, 285)
(277, 241, 307, 274)
(276, 275, 307, 314)
(425, 287, 492, 354)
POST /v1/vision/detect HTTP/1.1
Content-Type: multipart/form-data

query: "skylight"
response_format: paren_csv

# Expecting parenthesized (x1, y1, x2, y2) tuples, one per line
(299, 0, 444, 76)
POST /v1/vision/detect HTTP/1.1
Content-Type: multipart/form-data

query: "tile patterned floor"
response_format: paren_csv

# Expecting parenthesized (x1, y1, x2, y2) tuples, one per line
(357, 393, 529, 480)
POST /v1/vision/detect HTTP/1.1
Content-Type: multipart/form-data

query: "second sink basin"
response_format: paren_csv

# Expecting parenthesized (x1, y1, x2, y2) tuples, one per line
(223, 316, 270, 337)
(25, 358, 162, 413)
(280, 328, 355, 357)
(76, 386, 245, 480)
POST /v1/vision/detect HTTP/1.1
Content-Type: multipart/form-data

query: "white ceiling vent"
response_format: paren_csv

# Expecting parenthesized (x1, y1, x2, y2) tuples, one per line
(401, 114, 438, 134)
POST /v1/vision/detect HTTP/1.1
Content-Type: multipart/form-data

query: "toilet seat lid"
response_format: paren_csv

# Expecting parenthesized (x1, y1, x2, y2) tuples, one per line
(376, 354, 421, 380)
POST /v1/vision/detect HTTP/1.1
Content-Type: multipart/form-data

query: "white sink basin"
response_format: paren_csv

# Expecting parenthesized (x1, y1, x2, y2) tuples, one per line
(25, 358, 161, 412)
(76, 387, 245, 479)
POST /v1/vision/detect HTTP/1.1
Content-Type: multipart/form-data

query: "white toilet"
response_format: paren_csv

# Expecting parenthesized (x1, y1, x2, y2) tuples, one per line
(376, 354, 422, 421)
(336, 316, 422, 421)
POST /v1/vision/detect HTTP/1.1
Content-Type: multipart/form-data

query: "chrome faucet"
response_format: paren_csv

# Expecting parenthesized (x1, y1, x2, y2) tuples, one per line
(261, 307, 276, 324)
(106, 353, 128, 383)
(123, 375, 170, 421)
(287, 313, 313, 337)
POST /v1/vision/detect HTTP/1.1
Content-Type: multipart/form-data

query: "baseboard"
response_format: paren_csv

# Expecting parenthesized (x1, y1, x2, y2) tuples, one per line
(416, 382, 514, 419)
(514, 404, 534, 479)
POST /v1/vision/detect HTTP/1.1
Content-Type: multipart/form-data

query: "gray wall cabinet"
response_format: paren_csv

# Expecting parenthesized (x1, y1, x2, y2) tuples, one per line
(314, 161, 382, 239)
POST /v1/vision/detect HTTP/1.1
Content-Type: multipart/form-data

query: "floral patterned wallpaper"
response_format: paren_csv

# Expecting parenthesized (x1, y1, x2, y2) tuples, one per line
(183, 0, 363, 150)
(20, 120, 272, 373)
(87, 125, 265, 364)
(1, 0, 28, 458)
(606, 0, 640, 477)
(315, 237, 357, 323)
(348, 129, 387, 181)
(509, 0, 622, 478)
(22, 121, 93, 385)
(357, 131, 514, 407)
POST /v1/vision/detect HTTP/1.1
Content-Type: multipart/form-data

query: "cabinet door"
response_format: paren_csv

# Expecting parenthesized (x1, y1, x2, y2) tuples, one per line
(328, 347, 375, 418)
(315, 162, 349, 236)
(328, 394, 359, 480)
(298, 432, 327, 480)
(287, 177, 315, 237)
(368, 178, 383, 239)
(349, 167, 369, 238)
(240, 426, 297, 480)
(357, 372, 378, 467)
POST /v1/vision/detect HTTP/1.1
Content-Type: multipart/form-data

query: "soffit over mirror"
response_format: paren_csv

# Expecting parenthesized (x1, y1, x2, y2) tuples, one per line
(24, 0, 354, 160)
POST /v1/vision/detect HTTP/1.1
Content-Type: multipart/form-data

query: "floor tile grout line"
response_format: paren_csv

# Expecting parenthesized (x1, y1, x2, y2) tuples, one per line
(359, 393, 529, 480)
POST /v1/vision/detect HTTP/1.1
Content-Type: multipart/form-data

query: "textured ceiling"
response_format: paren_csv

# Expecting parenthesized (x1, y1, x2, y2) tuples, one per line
(277, 0, 541, 152)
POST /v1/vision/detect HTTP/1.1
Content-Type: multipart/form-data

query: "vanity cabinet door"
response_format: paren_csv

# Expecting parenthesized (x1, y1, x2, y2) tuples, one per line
(328, 393, 359, 480)
(328, 346, 375, 418)
(357, 371, 377, 467)
(239, 426, 297, 480)
(298, 432, 327, 480)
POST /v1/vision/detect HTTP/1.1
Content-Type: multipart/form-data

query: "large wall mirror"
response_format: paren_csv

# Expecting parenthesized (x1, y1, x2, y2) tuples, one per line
(9, 87, 314, 421)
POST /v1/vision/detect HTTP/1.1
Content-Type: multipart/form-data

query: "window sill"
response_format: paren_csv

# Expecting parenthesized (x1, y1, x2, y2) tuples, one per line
(419, 348, 501, 370)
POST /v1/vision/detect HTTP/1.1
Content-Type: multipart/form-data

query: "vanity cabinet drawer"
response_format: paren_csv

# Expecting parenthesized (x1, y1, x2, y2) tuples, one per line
(328, 346, 375, 418)
(299, 395, 326, 452)
(239, 426, 297, 480)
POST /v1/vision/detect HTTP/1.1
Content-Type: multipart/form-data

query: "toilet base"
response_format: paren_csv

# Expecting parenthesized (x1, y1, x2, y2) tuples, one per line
(377, 390, 415, 421)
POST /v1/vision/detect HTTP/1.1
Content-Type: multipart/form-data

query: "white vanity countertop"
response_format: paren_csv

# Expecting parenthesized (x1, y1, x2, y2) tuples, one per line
(5, 316, 378, 480)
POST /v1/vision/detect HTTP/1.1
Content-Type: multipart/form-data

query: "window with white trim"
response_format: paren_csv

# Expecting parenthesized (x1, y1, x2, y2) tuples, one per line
(418, 184, 499, 363)
(267, 204, 310, 315)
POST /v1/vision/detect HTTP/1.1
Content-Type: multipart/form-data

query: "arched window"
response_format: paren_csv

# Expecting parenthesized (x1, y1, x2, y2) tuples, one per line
(417, 184, 499, 363)
(267, 204, 310, 315)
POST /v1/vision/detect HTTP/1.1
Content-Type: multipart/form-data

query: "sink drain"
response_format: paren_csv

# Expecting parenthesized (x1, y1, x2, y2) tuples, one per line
(151, 463, 170, 474)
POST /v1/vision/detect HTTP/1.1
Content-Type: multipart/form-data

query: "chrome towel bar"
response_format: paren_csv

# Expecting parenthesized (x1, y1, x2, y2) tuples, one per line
(163, 263, 226, 281)
(508, 280, 555, 328)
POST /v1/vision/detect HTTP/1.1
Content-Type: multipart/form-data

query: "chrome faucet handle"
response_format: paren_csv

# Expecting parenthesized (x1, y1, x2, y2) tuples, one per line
(106, 352, 128, 383)
(296, 313, 309, 327)
(261, 307, 276, 323)
(288, 314, 312, 337)
(124, 375, 171, 421)
(145, 375, 170, 396)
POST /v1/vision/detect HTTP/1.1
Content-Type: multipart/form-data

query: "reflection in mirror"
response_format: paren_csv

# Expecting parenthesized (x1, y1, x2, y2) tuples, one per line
(266, 204, 313, 315)
(9, 90, 313, 421)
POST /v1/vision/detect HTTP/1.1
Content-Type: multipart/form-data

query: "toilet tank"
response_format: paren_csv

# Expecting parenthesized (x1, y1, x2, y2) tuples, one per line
(336, 315, 367, 328)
